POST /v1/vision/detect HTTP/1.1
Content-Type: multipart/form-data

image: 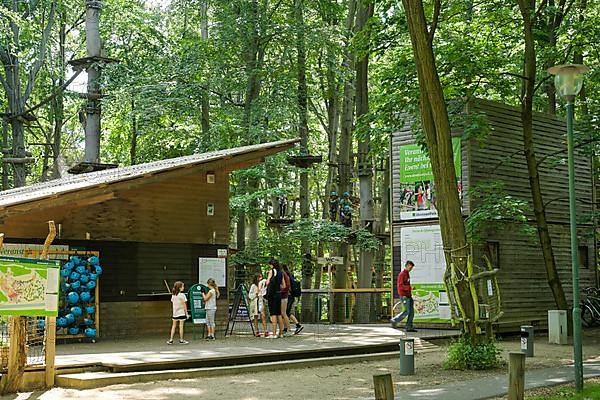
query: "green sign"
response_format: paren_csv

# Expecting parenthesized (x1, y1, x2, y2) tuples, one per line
(0, 256, 61, 316)
(189, 283, 208, 324)
(398, 138, 462, 220)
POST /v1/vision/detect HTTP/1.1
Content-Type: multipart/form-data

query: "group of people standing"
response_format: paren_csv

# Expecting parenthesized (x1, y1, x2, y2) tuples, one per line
(248, 258, 304, 338)
(168, 278, 220, 344)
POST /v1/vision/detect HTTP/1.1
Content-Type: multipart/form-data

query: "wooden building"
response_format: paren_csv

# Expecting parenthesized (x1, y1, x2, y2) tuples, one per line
(0, 139, 298, 337)
(391, 98, 597, 327)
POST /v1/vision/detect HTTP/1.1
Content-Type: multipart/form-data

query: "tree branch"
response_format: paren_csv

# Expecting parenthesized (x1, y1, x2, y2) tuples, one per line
(500, 71, 528, 81)
(24, 0, 56, 103)
(536, 137, 598, 167)
(428, 0, 441, 44)
(534, 0, 549, 22)
(8, 68, 82, 120)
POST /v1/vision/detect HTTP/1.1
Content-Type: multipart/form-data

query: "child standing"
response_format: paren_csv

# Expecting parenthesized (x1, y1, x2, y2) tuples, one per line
(248, 273, 262, 337)
(258, 271, 269, 337)
(168, 281, 189, 344)
(202, 278, 220, 340)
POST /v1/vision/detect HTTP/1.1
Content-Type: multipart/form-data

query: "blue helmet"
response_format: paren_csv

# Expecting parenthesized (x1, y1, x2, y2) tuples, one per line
(80, 291, 91, 303)
(343, 191, 349, 197)
(330, 191, 337, 196)
(66, 292, 80, 304)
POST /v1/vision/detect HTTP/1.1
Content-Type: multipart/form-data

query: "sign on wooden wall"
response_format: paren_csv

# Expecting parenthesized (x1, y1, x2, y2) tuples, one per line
(198, 257, 226, 287)
(398, 138, 462, 220)
(0, 256, 61, 316)
(399, 225, 450, 322)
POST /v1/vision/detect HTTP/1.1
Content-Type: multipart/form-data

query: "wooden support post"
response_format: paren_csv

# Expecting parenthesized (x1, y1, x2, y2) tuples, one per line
(508, 352, 525, 400)
(373, 373, 394, 400)
(45, 316, 56, 387)
(41, 221, 57, 388)
(1, 317, 26, 394)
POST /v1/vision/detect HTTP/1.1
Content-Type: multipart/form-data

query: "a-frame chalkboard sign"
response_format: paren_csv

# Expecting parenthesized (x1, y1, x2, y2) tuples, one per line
(225, 284, 255, 337)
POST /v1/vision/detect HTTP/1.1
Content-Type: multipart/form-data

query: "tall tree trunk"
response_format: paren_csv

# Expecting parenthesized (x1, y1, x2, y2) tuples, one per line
(402, 0, 477, 338)
(354, 0, 375, 324)
(130, 96, 138, 165)
(1, 121, 8, 189)
(0, 0, 55, 187)
(237, 0, 264, 251)
(334, 0, 356, 323)
(200, 0, 210, 137)
(51, 9, 67, 179)
(374, 158, 390, 319)
(517, 0, 568, 310)
(84, 0, 101, 162)
(295, 0, 315, 322)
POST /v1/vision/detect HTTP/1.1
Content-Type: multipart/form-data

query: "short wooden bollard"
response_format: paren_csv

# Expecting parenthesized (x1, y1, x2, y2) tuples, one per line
(508, 352, 525, 400)
(373, 373, 394, 400)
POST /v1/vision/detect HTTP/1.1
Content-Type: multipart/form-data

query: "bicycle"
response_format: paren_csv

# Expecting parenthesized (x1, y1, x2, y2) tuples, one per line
(581, 287, 600, 328)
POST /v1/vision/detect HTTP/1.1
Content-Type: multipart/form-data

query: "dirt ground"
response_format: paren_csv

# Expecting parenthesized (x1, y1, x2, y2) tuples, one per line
(5, 328, 600, 400)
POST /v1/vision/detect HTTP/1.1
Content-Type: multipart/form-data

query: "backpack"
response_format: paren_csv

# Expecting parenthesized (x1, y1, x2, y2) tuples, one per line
(290, 276, 302, 297)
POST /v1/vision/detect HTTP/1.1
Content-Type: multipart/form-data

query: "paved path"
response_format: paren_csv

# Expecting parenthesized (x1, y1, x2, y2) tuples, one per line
(55, 324, 458, 368)
(392, 361, 600, 400)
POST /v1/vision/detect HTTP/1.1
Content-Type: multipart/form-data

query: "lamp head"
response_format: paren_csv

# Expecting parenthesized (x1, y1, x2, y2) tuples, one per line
(547, 64, 589, 98)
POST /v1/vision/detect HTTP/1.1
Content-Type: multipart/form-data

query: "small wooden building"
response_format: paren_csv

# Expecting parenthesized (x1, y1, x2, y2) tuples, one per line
(391, 98, 597, 327)
(0, 139, 298, 337)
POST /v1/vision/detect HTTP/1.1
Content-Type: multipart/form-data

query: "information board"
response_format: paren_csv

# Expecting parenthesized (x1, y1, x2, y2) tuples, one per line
(198, 257, 226, 287)
(0, 256, 61, 316)
(398, 138, 462, 220)
(188, 283, 208, 324)
(399, 225, 449, 322)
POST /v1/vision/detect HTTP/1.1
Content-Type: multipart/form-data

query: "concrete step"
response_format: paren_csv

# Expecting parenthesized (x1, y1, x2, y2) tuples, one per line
(56, 339, 438, 389)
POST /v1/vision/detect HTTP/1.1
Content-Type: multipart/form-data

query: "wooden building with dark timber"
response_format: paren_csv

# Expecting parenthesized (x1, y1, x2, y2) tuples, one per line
(390, 98, 597, 329)
(0, 139, 298, 337)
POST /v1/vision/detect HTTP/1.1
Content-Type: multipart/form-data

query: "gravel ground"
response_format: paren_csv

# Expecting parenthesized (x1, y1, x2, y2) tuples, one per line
(4, 328, 600, 400)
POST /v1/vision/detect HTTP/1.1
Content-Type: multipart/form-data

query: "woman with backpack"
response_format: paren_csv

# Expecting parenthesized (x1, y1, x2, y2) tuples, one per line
(282, 264, 304, 335)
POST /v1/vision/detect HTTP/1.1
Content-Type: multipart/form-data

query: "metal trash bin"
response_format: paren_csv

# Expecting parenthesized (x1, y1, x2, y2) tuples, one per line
(399, 338, 415, 375)
(520, 325, 534, 357)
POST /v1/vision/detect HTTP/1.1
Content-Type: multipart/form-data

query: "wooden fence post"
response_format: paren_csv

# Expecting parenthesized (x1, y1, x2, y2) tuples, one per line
(373, 373, 394, 400)
(508, 351, 525, 400)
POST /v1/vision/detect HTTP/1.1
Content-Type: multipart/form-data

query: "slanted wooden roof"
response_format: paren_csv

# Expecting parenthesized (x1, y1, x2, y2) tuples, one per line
(0, 139, 299, 210)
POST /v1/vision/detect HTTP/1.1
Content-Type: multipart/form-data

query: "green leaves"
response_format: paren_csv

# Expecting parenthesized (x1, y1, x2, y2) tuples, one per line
(443, 336, 501, 370)
(466, 180, 537, 243)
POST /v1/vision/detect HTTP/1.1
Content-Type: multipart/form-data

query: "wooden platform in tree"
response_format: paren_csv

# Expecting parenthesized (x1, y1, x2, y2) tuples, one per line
(286, 155, 322, 168)
(268, 218, 295, 227)
(68, 161, 119, 174)
(68, 56, 119, 70)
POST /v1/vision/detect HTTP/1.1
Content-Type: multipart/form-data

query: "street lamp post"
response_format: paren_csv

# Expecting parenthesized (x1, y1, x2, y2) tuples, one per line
(548, 63, 589, 392)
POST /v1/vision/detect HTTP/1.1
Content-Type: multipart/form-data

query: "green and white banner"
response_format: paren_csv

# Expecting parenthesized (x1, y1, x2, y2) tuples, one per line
(399, 138, 462, 220)
(400, 225, 450, 322)
(0, 256, 61, 317)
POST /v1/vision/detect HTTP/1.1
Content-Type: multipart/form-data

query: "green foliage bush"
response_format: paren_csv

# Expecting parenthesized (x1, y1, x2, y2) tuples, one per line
(443, 337, 501, 370)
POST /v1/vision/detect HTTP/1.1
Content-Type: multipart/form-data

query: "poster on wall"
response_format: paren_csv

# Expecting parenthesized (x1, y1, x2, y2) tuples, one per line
(0, 244, 69, 260)
(399, 137, 462, 220)
(399, 225, 450, 322)
(0, 256, 61, 316)
(198, 257, 226, 287)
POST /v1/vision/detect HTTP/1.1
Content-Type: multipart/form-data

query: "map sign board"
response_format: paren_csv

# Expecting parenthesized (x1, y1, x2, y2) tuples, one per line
(0, 256, 61, 316)
(399, 225, 450, 322)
